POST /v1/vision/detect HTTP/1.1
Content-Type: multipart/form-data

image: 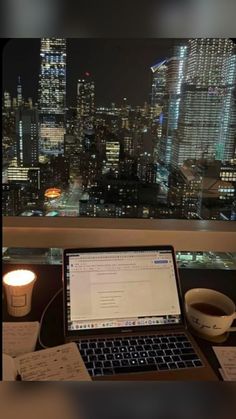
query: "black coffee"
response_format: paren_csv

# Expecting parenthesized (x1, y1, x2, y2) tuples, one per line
(191, 302, 227, 316)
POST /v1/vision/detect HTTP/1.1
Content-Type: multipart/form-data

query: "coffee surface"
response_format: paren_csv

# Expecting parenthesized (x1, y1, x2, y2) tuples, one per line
(191, 302, 227, 316)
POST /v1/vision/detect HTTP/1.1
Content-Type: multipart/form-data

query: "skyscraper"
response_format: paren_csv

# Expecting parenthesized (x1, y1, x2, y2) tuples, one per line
(15, 107, 39, 167)
(159, 44, 188, 165)
(17, 76, 23, 107)
(38, 38, 66, 159)
(172, 38, 236, 167)
(76, 72, 95, 150)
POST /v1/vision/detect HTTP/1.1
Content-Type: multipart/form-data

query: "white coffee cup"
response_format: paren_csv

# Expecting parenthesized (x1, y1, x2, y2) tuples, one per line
(185, 288, 236, 337)
(3, 269, 36, 317)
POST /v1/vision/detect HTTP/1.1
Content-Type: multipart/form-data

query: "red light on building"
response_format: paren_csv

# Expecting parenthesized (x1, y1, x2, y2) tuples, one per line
(85, 71, 90, 77)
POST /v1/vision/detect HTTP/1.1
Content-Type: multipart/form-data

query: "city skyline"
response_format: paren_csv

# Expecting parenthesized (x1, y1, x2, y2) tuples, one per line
(2, 38, 236, 221)
(3, 39, 179, 106)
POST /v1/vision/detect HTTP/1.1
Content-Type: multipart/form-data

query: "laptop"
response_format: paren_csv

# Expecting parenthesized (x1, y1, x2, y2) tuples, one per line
(63, 245, 217, 380)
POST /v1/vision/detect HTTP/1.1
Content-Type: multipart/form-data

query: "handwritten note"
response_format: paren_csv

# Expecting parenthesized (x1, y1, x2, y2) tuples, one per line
(3, 322, 40, 357)
(2, 353, 17, 381)
(15, 342, 91, 381)
(213, 347, 236, 381)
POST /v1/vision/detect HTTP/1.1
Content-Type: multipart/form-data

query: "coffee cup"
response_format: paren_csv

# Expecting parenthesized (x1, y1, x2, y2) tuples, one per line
(185, 288, 236, 338)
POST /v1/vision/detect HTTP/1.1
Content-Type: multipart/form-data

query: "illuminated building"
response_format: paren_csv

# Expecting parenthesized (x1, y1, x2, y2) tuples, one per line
(44, 187, 62, 199)
(7, 166, 40, 185)
(104, 140, 120, 175)
(77, 73, 95, 148)
(38, 38, 66, 158)
(159, 45, 188, 165)
(2, 184, 22, 215)
(3, 91, 11, 109)
(15, 108, 39, 167)
(17, 76, 23, 107)
(173, 39, 236, 167)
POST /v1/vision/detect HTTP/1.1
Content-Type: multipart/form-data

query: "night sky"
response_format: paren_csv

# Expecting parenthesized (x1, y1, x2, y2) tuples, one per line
(3, 38, 176, 107)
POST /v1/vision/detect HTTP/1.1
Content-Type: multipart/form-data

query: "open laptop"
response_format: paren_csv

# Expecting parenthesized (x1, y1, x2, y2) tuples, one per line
(63, 245, 217, 380)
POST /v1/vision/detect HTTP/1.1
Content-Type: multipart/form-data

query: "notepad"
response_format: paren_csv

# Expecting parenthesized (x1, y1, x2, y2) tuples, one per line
(3, 322, 40, 357)
(213, 347, 236, 381)
(3, 342, 91, 381)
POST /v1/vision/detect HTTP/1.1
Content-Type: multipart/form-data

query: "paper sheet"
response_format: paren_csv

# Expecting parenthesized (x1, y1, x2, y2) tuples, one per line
(213, 347, 236, 381)
(15, 342, 91, 381)
(2, 353, 17, 381)
(3, 322, 40, 357)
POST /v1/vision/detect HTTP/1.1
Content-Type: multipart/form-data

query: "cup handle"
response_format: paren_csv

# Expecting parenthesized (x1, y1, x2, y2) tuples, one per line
(228, 312, 236, 332)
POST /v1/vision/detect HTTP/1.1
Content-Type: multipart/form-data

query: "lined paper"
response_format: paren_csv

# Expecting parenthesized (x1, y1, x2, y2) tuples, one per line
(3, 322, 40, 357)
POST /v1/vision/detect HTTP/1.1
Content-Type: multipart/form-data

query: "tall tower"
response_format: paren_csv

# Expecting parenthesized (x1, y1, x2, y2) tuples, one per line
(172, 38, 236, 167)
(17, 76, 23, 107)
(15, 108, 39, 167)
(159, 44, 188, 165)
(76, 72, 95, 150)
(38, 38, 66, 159)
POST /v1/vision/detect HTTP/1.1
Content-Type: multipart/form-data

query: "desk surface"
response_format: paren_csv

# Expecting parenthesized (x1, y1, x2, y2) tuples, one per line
(2, 264, 236, 380)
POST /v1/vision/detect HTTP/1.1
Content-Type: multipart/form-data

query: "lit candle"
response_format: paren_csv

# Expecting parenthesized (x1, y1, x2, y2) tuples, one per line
(3, 269, 36, 317)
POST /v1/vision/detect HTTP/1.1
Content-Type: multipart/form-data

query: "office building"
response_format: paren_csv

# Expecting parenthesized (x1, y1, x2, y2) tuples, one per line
(15, 107, 39, 167)
(2, 184, 22, 215)
(17, 76, 23, 107)
(3, 91, 11, 109)
(159, 44, 188, 165)
(173, 39, 236, 167)
(38, 38, 66, 158)
(77, 73, 95, 149)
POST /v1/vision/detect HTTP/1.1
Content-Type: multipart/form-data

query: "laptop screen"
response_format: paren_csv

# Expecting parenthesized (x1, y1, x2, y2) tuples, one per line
(64, 248, 182, 333)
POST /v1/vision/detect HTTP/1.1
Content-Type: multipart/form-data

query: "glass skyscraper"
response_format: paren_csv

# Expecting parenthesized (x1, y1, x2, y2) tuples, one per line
(38, 38, 66, 159)
(172, 38, 236, 167)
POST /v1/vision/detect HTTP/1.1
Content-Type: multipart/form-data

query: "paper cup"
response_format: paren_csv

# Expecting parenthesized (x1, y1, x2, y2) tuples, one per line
(3, 270, 36, 317)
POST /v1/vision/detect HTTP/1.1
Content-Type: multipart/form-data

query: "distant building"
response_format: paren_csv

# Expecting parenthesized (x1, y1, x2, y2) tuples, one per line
(2, 183, 23, 215)
(38, 38, 66, 158)
(15, 107, 39, 167)
(77, 73, 95, 149)
(173, 39, 236, 167)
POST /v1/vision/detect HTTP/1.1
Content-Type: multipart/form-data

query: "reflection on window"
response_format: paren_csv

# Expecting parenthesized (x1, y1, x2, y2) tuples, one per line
(2, 38, 236, 220)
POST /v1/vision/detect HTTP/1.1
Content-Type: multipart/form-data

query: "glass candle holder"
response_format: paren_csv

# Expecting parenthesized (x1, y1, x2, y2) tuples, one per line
(3, 269, 36, 317)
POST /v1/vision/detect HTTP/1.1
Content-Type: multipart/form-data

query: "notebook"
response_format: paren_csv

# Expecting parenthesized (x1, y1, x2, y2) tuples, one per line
(63, 245, 217, 380)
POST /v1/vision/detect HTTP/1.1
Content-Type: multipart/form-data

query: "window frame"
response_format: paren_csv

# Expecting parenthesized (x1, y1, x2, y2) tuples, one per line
(3, 216, 236, 252)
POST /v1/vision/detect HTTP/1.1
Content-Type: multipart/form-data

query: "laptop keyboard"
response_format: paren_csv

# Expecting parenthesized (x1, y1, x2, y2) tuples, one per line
(76, 333, 203, 377)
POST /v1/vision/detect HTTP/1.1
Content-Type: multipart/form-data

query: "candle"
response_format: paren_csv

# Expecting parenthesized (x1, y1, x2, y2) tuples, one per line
(3, 269, 36, 317)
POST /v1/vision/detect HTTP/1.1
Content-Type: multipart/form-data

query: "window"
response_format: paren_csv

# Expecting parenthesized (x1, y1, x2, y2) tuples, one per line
(2, 38, 236, 251)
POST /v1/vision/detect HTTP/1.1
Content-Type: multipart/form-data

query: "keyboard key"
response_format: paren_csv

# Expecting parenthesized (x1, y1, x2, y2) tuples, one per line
(158, 363, 169, 370)
(114, 341, 121, 347)
(104, 361, 112, 368)
(193, 360, 203, 367)
(138, 339, 145, 345)
(121, 360, 129, 366)
(121, 340, 129, 346)
(89, 343, 97, 349)
(103, 348, 110, 354)
(94, 361, 103, 368)
(148, 351, 156, 357)
(173, 349, 181, 355)
(98, 354, 106, 361)
(147, 357, 155, 364)
(97, 342, 105, 348)
(161, 337, 169, 343)
(172, 355, 180, 362)
(140, 351, 148, 358)
(180, 354, 198, 361)
(94, 348, 102, 355)
(112, 360, 121, 367)
(106, 342, 113, 347)
(85, 362, 94, 369)
(160, 344, 167, 350)
(164, 350, 172, 356)
(89, 355, 97, 361)
(120, 346, 127, 352)
(128, 346, 135, 352)
(136, 345, 143, 351)
(153, 338, 161, 344)
(144, 344, 152, 350)
(86, 349, 94, 355)
(115, 353, 123, 360)
(114, 364, 157, 374)
(130, 359, 138, 366)
(94, 368, 102, 376)
(181, 348, 196, 354)
(107, 354, 114, 360)
(145, 338, 153, 344)
(168, 337, 177, 342)
(155, 356, 164, 364)
(133, 352, 139, 358)
(176, 335, 188, 342)
(102, 368, 114, 375)
(168, 362, 177, 370)
(184, 361, 195, 368)
(88, 369, 93, 376)
(112, 347, 119, 353)
(130, 340, 137, 345)
(176, 361, 186, 368)
(152, 344, 160, 350)
(138, 358, 146, 365)
(124, 353, 131, 359)
(81, 343, 88, 349)
(163, 356, 172, 363)
(156, 350, 164, 357)
(169, 343, 176, 349)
